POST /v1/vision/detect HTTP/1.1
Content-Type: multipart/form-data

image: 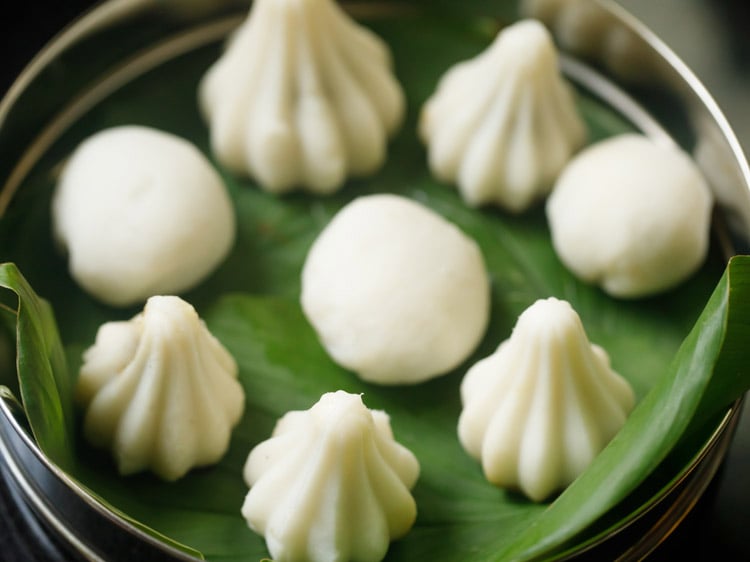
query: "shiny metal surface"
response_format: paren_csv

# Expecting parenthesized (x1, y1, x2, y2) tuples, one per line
(1, 1, 749, 560)
(618, 1, 750, 558)
(0, 395, 196, 561)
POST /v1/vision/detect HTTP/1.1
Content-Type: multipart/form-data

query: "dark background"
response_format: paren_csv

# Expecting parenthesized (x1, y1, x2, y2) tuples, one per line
(1, 1, 101, 93)
(1, 1, 750, 560)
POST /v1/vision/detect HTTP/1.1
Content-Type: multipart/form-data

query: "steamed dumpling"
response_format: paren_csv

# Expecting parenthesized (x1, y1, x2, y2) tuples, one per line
(76, 295, 245, 481)
(199, 0, 405, 194)
(242, 391, 419, 562)
(419, 19, 586, 212)
(52, 126, 235, 307)
(301, 194, 490, 384)
(459, 298, 634, 501)
(546, 134, 713, 298)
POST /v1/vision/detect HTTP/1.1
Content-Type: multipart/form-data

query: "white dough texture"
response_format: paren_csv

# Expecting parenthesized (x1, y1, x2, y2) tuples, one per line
(76, 296, 245, 481)
(199, 0, 404, 194)
(52, 126, 235, 307)
(419, 19, 586, 213)
(546, 134, 713, 298)
(301, 194, 490, 384)
(458, 298, 635, 502)
(242, 391, 419, 562)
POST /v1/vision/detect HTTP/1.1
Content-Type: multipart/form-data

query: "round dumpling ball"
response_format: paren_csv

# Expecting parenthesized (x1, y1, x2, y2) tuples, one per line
(52, 126, 235, 307)
(546, 133, 713, 298)
(301, 194, 490, 385)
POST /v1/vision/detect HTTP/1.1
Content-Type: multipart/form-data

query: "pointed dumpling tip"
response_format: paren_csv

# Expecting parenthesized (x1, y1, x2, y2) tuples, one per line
(199, 0, 405, 195)
(419, 19, 586, 213)
(458, 297, 634, 501)
(76, 295, 244, 481)
(242, 390, 419, 562)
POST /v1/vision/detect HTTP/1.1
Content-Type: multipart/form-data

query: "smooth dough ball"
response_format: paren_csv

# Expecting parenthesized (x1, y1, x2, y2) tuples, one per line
(546, 134, 713, 298)
(301, 194, 490, 384)
(52, 126, 236, 307)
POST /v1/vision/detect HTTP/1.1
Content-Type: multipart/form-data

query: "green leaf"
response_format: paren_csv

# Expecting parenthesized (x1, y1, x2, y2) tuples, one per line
(0, 262, 75, 471)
